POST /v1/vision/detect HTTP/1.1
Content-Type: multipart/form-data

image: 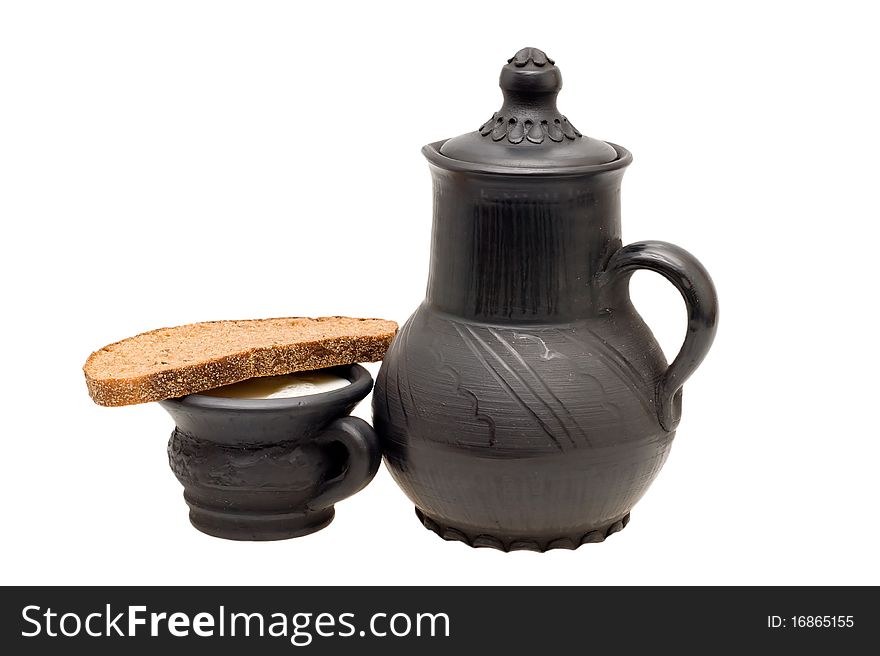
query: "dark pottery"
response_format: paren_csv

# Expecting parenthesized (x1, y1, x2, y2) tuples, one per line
(160, 365, 380, 541)
(373, 48, 718, 551)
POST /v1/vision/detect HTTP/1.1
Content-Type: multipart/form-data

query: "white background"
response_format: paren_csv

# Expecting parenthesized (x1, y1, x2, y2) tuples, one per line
(1, 0, 878, 586)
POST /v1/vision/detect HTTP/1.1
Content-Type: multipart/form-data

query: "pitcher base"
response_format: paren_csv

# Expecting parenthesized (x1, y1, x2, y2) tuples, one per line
(414, 507, 630, 552)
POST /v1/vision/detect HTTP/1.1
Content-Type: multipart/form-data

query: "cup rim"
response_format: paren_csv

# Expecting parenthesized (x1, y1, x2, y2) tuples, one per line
(158, 364, 373, 412)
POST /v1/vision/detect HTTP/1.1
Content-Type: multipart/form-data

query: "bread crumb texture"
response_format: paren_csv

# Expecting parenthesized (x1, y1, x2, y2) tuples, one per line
(83, 316, 398, 406)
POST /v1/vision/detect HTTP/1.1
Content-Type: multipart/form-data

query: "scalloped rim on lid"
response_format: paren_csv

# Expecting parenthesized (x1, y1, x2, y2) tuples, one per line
(433, 47, 622, 173)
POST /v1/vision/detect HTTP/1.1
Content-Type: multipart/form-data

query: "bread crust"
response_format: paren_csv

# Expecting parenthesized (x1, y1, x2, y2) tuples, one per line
(84, 316, 398, 406)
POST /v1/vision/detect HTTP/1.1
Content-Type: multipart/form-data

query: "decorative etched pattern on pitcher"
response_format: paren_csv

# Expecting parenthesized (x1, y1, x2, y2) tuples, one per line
(375, 303, 669, 455)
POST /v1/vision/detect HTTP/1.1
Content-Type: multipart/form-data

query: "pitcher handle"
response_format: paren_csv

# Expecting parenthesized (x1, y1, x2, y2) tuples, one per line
(603, 241, 718, 431)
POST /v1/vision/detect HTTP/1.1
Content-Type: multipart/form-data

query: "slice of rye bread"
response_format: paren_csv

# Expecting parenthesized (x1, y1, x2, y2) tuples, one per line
(84, 316, 398, 407)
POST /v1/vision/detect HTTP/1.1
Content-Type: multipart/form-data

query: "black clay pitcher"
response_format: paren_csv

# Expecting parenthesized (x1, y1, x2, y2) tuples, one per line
(373, 48, 718, 551)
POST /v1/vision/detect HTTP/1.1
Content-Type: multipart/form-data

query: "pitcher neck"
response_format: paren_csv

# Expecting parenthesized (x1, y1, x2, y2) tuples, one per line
(424, 169, 625, 323)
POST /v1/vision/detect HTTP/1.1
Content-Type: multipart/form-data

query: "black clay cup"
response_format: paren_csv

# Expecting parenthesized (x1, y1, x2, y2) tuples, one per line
(159, 365, 380, 541)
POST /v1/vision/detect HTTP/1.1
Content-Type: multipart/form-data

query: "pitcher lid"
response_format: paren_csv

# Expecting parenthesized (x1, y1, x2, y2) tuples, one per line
(435, 47, 620, 172)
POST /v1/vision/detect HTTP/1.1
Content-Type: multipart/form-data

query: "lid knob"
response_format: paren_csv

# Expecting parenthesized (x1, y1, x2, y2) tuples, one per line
(480, 47, 577, 144)
(436, 48, 619, 169)
(500, 47, 562, 101)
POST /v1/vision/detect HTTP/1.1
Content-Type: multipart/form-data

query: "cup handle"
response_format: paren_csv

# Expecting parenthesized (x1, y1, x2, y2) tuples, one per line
(603, 240, 718, 432)
(307, 416, 381, 511)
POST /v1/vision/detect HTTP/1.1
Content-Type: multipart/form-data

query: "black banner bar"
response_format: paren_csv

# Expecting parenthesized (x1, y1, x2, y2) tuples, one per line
(1, 586, 874, 654)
